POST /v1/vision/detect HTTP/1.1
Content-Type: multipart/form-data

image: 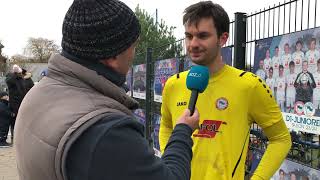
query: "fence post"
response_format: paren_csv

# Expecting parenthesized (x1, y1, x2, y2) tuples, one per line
(233, 12, 247, 70)
(145, 47, 153, 147)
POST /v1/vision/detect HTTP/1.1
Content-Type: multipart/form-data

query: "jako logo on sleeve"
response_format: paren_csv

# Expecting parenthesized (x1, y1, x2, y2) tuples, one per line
(193, 120, 227, 138)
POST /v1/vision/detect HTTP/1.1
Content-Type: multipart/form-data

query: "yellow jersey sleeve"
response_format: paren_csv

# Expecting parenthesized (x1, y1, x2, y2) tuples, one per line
(247, 73, 291, 179)
(251, 120, 291, 180)
(159, 75, 175, 153)
(248, 74, 283, 128)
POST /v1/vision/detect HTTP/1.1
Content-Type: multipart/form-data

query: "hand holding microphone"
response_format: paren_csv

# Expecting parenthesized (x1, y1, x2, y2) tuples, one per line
(177, 109, 200, 131)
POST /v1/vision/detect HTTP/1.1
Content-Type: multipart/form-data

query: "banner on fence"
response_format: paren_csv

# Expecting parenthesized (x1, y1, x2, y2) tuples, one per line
(282, 112, 320, 135)
(132, 64, 146, 99)
(154, 58, 178, 102)
(133, 109, 146, 126)
(152, 113, 161, 151)
(255, 28, 320, 134)
(272, 159, 320, 180)
(125, 68, 132, 96)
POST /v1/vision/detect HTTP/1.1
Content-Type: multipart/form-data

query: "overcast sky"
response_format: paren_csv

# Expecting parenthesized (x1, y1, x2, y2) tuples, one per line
(0, 0, 282, 57)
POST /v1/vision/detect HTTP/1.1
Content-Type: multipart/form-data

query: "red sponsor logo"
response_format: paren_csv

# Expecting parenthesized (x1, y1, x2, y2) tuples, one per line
(193, 120, 226, 138)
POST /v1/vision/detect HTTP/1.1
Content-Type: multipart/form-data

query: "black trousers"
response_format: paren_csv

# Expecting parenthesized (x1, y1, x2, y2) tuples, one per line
(0, 117, 11, 142)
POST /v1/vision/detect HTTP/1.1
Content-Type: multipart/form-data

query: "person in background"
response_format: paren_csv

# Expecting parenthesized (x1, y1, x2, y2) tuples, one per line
(290, 172, 297, 180)
(313, 59, 320, 115)
(272, 46, 281, 79)
(266, 67, 275, 96)
(286, 61, 297, 113)
(278, 169, 286, 180)
(264, 49, 272, 74)
(0, 92, 12, 147)
(22, 68, 34, 92)
(39, 68, 48, 80)
(275, 65, 286, 112)
(294, 60, 316, 103)
(281, 43, 292, 76)
(305, 38, 320, 73)
(292, 40, 304, 73)
(5, 64, 26, 141)
(255, 60, 266, 80)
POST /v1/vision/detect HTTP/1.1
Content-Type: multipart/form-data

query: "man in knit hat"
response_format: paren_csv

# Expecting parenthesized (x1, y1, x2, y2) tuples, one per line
(14, 0, 199, 180)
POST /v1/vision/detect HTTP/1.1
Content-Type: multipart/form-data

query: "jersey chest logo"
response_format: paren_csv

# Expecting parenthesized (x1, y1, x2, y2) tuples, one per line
(216, 97, 228, 110)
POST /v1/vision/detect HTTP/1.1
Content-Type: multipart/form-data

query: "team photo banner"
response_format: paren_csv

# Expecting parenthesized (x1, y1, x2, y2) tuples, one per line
(254, 27, 320, 134)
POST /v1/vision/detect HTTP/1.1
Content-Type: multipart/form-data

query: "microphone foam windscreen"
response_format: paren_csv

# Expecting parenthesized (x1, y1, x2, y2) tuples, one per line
(186, 65, 209, 93)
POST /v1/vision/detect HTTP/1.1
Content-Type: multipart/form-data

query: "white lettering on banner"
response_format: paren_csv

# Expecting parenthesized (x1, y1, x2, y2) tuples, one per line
(188, 73, 201, 78)
(154, 95, 162, 103)
(282, 112, 320, 135)
(133, 92, 146, 100)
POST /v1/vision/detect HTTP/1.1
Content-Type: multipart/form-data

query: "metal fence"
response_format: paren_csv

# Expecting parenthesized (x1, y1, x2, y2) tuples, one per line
(243, 0, 320, 171)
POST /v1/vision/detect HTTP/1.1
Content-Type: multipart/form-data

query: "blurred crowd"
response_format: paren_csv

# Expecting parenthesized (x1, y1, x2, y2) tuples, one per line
(0, 64, 39, 147)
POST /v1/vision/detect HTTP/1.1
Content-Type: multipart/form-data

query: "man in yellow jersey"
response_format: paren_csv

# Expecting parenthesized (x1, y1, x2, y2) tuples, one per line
(159, 1, 292, 180)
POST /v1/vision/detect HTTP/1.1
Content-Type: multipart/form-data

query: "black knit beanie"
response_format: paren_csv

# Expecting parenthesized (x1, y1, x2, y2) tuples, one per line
(62, 0, 141, 61)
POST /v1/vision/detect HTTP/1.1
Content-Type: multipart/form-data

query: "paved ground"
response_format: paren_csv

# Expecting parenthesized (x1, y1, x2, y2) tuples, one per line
(0, 138, 18, 180)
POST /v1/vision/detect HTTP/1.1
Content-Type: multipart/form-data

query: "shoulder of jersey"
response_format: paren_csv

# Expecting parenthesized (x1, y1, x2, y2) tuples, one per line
(230, 66, 262, 87)
(165, 70, 189, 89)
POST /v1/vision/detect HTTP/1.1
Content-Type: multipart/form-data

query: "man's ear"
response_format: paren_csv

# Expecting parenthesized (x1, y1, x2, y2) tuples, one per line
(219, 32, 229, 46)
(100, 56, 117, 66)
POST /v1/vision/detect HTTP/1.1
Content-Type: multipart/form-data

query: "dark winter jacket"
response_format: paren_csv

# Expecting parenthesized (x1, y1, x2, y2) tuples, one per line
(23, 72, 34, 92)
(5, 73, 27, 114)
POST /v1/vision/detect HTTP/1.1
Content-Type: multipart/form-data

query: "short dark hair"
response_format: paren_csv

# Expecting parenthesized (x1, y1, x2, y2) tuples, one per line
(296, 40, 303, 45)
(317, 58, 320, 64)
(183, 1, 230, 37)
(279, 169, 285, 174)
(279, 65, 284, 69)
(269, 67, 273, 72)
(289, 61, 295, 67)
(310, 38, 316, 44)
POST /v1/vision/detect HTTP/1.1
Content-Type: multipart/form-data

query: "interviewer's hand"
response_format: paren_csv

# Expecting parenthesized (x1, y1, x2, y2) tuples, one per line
(177, 109, 199, 132)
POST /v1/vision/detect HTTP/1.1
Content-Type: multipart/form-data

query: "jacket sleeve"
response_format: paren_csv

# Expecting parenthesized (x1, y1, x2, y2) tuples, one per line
(5, 73, 16, 87)
(67, 114, 193, 180)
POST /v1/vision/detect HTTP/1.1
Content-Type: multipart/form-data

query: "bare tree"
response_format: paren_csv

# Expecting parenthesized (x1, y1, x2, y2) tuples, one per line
(24, 37, 60, 63)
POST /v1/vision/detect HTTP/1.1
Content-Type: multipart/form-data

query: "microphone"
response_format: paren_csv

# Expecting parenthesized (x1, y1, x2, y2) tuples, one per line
(186, 65, 209, 115)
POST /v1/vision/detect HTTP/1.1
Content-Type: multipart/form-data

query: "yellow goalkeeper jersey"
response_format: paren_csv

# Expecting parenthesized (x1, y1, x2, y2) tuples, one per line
(159, 65, 284, 180)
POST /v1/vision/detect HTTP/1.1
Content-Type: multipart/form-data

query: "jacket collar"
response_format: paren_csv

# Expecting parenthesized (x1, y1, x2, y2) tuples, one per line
(47, 53, 139, 110)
